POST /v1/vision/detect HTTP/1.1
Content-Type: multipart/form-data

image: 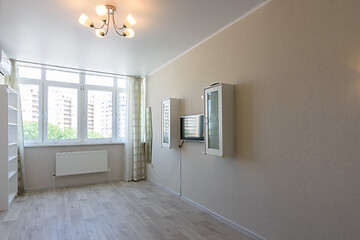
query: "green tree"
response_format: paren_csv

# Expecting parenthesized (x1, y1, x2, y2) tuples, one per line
(24, 121, 100, 140)
(64, 127, 77, 139)
(23, 121, 39, 140)
(88, 130, 104, 139)
(48, 123, 77, 140)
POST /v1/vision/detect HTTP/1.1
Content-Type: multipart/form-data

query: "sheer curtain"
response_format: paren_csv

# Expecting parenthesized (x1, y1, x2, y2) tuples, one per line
(124, 76, 146, 181)
(5, 60, 26, 194)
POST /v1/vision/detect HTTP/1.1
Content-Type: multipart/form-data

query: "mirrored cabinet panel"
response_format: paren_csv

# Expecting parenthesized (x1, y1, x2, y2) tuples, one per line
(161, 98, 180, 149)
(204, 83, 234, 157)
(162, 100, 170, 145)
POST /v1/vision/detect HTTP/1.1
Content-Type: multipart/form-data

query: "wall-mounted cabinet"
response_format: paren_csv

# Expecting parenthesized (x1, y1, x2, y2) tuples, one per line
(204, 83, 234, 157)
(161, 98, 180, 149)
(0, 85, 18, 211)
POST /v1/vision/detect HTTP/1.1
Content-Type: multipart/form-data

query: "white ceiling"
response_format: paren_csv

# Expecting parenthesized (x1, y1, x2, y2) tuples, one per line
(0, 0, 265, 76)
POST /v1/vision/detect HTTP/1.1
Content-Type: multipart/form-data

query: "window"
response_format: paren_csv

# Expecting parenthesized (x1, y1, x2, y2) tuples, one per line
(18, 66, 41, 80)
(19, 84, 41, 141)
(46, 69, 80, 84)
(86, 74, 114, 87)
(87, 90, 112, 139)
(47, 86, 78, 140)
(117, 78, 126, 88)
(18, 64, 128, 145)
(118, 92, 126, 139)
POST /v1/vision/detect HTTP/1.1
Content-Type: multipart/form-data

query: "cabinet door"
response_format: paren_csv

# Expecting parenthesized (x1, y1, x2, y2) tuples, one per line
(205, 85, 222, 155)
(161, 99, 170, 148)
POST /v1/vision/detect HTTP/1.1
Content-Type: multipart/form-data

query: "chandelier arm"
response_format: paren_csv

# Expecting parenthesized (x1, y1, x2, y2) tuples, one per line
(104, 13, 111, 35)
(112, 11, 125, 30)
(113, 23, 125, 36)
(92, 22, 106, 30)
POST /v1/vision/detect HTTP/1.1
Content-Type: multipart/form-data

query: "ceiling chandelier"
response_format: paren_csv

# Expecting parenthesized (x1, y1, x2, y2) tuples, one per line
(79, 5, 136, 38)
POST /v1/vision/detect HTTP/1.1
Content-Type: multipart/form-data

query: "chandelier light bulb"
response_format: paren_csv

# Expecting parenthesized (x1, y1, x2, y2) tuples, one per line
(95, 5, 108, 21)
(95, 29, 105, 38)
(123, 14, 136, 28)
(123, 28, 135, 38)
(79, 14, 93, 27)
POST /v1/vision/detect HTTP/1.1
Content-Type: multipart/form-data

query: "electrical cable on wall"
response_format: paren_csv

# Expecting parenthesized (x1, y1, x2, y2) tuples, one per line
(179, 140, 184, 197)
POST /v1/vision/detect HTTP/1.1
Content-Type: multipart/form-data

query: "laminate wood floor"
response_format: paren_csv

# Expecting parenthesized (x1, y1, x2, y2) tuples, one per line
(0, 181, 253, 240)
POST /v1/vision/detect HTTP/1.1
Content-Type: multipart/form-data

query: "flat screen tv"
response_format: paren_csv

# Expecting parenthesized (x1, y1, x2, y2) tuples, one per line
(180, 114, 204, 142)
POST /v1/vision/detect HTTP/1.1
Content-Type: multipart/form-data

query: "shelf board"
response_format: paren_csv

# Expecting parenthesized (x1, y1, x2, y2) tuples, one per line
(8, 106, 17, 111)
(8, 171, 17, 179)
(9, 142, 17, 146)
(8, 192, 16, 204)
(8, 155, 17, 162)
(8, 123, 17, 126)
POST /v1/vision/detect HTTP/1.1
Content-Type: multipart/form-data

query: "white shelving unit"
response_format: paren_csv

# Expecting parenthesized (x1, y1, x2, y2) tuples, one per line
(204, 83, 234, 157)
(161, 98, 180, 149)
(0, 85, 18, 211)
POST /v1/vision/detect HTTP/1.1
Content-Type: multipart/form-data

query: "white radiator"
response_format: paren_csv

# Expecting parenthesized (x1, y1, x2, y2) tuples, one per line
(55, 150, 108, 177)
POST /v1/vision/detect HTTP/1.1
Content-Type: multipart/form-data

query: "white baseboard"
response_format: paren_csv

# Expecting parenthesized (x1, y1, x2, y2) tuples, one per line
(149, 180, 266, 240)
(148, 179, 180, 197)
(25, 178, 122, 192)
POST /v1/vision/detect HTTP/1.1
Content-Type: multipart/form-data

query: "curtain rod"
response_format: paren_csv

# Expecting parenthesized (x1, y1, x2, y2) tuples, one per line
(12, 59, 140, 78)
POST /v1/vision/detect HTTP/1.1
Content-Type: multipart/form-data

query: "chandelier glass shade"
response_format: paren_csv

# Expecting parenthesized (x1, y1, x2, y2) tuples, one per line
(79, 5, 136, 38)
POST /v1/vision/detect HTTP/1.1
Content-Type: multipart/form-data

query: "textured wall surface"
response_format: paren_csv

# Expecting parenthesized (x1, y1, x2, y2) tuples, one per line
(147, 0, 360, 239)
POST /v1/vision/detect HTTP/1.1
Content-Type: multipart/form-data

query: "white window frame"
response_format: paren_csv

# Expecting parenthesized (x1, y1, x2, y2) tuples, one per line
(19, 78, 43, 145)
(44, 81, 81, 144)
(18, 64, 128, 146)
(43, 67, 81, 144)
(116, 86, 127, 142)
(84, 84, 116, 143)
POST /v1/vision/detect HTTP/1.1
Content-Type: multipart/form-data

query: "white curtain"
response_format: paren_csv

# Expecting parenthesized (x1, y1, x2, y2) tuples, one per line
(124, 76, 146, 181)
(5, 60, 26, 194)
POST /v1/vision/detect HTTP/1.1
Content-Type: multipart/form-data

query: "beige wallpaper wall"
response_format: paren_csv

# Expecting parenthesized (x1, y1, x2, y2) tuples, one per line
(146, 0, 360, 239)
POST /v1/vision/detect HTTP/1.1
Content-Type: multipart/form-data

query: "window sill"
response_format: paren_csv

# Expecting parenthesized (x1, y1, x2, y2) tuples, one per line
(24, 141, 124, 148)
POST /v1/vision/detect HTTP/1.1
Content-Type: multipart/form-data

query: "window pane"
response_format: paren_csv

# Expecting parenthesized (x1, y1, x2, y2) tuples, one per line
(207, 91, 219, 149)
(19, 84, 40, 140)
(48, 87, 78, 140)
(118, 93, 126, 139)
(46, 69, 79, 83)
(87, 90, 112, 138)
(117, 78, 126, 88)
(86, 74, 114, 87)
(18, 66, 41, 79)
(162, 100, 170, 144)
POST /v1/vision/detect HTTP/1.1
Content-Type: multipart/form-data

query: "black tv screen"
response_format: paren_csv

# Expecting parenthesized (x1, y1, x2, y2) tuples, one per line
(180, 114, 204, 141)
